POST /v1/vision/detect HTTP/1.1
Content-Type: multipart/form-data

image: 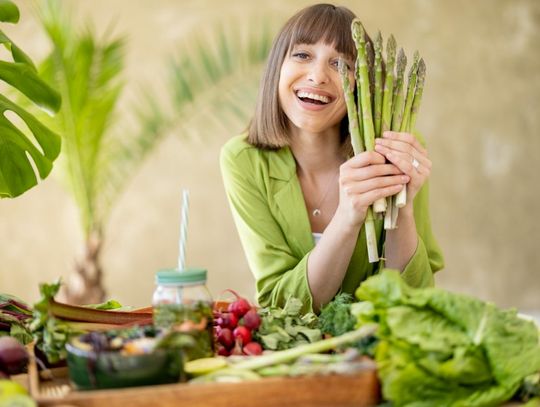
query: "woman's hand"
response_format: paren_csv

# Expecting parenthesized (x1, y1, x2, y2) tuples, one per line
(374, 131, 431, 205)
(336, 150, 409, 228)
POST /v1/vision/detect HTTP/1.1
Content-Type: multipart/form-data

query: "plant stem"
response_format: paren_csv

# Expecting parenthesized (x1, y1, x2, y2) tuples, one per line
(49, 300, 152, 324)
(232, 324, 377, 371)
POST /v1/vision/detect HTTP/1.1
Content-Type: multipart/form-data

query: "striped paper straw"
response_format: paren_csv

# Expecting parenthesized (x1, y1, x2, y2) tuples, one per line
(178, 189, 190, 270)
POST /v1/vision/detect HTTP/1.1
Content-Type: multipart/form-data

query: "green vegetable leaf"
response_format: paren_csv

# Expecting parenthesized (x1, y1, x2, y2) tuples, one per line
(282, 297, 303, 317)
(85, 299, 122, 310)
(318, 293, 356, 336)
(355, 270, 540, 406)
(296, 327, 323, 343)
(9, 323, 32, 344)
(259, 331, 290, 351)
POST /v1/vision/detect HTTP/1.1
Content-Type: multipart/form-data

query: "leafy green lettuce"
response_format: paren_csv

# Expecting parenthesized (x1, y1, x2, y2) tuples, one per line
(353, 270, 540, 407)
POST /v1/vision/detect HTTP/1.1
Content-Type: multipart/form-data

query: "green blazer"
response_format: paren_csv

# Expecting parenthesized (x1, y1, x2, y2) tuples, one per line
(220, 134, 444, 313)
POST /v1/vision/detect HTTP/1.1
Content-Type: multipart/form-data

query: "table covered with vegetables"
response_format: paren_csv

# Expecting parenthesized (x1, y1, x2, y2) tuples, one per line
(1, 270, 539, 407)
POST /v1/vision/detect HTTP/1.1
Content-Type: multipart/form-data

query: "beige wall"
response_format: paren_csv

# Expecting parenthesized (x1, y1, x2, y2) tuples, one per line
(1, 0, 538, 311)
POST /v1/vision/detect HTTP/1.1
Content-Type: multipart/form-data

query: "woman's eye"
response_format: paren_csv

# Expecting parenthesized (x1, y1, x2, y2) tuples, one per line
(292, 52, 309, 60)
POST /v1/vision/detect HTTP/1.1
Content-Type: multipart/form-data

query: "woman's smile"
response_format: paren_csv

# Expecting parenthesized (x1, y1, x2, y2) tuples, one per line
(294, 87, 334, 111)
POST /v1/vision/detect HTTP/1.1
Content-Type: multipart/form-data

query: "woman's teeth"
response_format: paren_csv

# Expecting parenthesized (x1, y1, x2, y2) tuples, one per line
(296, 91, 330, 104)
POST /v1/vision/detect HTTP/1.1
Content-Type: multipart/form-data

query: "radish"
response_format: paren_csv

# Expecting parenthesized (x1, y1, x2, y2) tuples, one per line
(216, 345, 230, 357)
(231, 338, 244, 356)
(0, 337, 28, 375)
(233, 326, 252, 345)
(216, 312, 238, 329)
(243, 341, 263, 356)
(242, 309, 261, 331)
(217, 328, 234, 349)
(228, 298, 251, 318)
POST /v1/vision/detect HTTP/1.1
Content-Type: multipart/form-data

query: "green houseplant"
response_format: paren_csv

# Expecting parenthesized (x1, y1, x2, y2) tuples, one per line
(31, 0, 276, 304)
(0, 0, 61, 198)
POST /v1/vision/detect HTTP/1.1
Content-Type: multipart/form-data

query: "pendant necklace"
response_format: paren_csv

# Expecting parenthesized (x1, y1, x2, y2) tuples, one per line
(311, 170, 339, 217)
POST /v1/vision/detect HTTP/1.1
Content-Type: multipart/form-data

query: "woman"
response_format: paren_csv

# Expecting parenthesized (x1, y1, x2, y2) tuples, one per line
(220, 4, 444, 313)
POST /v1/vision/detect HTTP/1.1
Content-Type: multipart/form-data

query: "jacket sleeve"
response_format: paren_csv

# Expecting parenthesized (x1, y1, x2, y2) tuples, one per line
(220, 141, 315, 312)
(400, 132, 445, 288)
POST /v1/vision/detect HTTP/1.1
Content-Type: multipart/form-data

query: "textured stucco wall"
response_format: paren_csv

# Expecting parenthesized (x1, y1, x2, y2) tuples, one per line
(0, 0, 538, 311)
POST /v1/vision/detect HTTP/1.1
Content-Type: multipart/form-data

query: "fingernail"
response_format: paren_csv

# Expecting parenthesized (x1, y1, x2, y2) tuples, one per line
(383, 131, 391, 138)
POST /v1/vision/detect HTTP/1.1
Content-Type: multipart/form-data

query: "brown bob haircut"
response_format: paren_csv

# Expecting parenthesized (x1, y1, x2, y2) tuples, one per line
(247, 4, 359, 150)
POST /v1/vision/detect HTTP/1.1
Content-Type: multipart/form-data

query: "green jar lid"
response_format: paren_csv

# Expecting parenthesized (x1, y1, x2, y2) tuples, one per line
(155, 268, 207, 285)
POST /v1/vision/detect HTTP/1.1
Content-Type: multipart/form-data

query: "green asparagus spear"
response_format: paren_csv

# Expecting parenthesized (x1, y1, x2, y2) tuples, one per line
(394, 52, 420, 210)
(408, 58, 426, 132)
(352, 19, 375, 152)
(338, 59, 364, 154)
(381, 35, 396, 135)
(373, 31, 383, 137)
(352, 18, 380, 262)
(391, 48, 407, 131)
(400, 51, 420, 132)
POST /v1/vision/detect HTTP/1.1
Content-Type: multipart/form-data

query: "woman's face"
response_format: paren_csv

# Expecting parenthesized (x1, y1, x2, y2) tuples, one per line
(278, 41, 354, 135)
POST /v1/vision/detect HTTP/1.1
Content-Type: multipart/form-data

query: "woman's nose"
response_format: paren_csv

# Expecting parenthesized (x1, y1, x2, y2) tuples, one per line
(307, 61, 330, 84)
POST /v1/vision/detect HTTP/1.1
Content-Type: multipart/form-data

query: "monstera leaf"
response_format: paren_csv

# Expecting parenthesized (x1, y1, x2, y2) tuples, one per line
(0, 0, 61, 198)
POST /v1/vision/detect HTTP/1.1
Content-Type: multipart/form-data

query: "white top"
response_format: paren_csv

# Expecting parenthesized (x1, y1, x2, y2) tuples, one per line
(312, 232, 323, 245)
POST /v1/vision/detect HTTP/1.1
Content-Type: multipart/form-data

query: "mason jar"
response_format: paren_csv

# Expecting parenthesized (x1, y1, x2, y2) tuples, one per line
(152, 268, 214, 360)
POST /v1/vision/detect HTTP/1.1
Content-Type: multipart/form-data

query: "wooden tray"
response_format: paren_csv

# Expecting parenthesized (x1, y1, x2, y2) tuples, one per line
(28, 351, 380, 407)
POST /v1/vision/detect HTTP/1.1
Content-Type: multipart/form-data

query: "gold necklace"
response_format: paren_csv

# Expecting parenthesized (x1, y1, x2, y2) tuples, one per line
(311, 170, 339, 217)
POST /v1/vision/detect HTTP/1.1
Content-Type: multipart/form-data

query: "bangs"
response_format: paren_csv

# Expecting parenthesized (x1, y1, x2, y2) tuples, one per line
(287, 5, 356, 59)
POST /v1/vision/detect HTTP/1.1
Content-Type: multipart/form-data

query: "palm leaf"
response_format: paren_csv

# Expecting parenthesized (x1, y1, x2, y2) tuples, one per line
(99, 17, 277, 209)
(0, 0, 61, 198)
(35, 0, 125, 236)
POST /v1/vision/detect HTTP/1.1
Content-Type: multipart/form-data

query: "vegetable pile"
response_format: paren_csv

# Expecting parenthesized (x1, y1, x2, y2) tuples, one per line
(353, 270, 540, 406)
(339, 20, 427, 262)
(30, 280, 152, 364)
(0, 294, 33, 345)
(214, 291, 263, 356)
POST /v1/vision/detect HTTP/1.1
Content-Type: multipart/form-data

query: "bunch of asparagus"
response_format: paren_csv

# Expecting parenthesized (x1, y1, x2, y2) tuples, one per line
(338, 19, 427, 263)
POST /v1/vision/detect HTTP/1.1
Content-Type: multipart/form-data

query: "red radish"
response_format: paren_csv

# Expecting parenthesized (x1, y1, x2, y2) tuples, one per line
(233, 326, 252, 345)
(228, 298, 251, 318)
(243, 341, 263, 356)
(217, 328, 234, 349)
(231, 338, 244, 356)
(242, 309, 261, 331)
(216, 312, 238, 329)
(216, 345, 230, 357)
(0, 337, 28, 375)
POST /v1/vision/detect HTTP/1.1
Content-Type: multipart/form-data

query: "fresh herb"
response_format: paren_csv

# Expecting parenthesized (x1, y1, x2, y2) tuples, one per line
(254, 297, 322, 351)
(318, 293, 356, 337)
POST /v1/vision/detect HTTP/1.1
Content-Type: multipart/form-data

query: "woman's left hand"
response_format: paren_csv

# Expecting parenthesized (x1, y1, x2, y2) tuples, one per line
(374, 131, 431, 205)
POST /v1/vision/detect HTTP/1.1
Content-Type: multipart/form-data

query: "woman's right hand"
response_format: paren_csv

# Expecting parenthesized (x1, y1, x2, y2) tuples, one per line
(336, 151, 409, 228)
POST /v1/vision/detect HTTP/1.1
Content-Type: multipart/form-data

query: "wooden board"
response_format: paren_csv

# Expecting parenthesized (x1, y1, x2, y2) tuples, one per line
(28, 352, 380, 407)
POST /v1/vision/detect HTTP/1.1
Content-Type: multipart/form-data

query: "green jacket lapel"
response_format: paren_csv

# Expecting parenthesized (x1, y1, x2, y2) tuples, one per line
(268, 147, 314, 256)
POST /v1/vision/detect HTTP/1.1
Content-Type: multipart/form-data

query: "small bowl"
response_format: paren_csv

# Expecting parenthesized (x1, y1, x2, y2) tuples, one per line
(66, 333, 183, 390)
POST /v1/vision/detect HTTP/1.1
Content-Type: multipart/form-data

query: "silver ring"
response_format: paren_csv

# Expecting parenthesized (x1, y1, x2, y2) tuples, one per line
(412, 157, 420, 170)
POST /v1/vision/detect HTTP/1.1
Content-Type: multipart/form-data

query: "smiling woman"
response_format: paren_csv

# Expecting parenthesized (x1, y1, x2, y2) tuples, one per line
(220, 3, 444, 314)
